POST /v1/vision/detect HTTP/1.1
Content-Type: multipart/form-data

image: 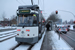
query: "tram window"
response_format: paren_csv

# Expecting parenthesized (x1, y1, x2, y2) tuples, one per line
(33, 16, 37, 25)
(18, 14, 38, 26)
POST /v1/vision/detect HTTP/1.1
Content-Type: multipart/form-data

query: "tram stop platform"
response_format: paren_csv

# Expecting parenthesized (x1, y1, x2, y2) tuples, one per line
(41, 30, 71, 50)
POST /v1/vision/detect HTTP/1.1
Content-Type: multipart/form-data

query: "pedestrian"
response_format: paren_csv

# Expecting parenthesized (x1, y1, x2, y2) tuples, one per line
(46, 22, 50, 31)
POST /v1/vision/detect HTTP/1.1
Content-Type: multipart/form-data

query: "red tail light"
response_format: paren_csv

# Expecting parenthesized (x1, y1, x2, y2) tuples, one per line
(26, 29, 30, 31)
(41, 11, 42, 13)
(17, 29, 21, 31)
(43, 21, 44, 23)
(17, 34, 19, 35)
(66, 29, 67, 31)
(27, 34, 29, 36)
(59, 29, 61, 31)
(62, 26, 64, 27)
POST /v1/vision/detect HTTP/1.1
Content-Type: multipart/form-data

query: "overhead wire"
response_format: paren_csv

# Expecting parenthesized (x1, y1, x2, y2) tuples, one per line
(16, 0, 23, 4)
(39, 0, 44, 11)
(43, 0, 44, 11)
(31, 0, 33, 5)
(38, 0, 39, 5)
(21, 0, 26, 4)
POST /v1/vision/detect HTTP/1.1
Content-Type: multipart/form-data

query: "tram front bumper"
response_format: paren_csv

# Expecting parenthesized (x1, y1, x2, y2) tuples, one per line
(15, 36, 38, 44)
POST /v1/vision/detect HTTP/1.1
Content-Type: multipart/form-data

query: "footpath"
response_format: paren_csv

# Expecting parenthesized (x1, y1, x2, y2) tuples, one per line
(41, 30, 72, 50)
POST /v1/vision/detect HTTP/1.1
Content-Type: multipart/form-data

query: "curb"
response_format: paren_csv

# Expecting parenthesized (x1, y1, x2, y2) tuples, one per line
(40, 28, 46, 50)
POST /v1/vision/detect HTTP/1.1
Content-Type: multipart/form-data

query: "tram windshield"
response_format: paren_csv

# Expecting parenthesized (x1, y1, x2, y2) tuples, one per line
(17, 14, 38, 26)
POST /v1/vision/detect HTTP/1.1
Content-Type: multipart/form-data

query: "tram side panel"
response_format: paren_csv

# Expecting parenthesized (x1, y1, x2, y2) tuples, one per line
(38, 10, 42, 33)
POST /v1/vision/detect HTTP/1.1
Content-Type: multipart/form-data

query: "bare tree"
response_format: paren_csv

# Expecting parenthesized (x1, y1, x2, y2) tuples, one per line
(10, 15, 17, 24)
(47, 13, 60, 22)
(2, 12, 6, 21)
(11, 15, 16, 20)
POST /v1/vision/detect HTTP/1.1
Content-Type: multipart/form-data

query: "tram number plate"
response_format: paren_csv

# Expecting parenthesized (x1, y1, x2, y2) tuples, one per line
(21, 35, 25, 37)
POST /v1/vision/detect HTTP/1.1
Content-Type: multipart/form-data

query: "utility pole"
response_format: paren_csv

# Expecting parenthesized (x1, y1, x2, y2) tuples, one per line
(31, 0, 33, 5)
(38, 0, 39, 5)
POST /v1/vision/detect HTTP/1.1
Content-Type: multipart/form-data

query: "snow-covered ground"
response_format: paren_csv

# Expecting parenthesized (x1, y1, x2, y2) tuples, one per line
(0, 29, 46, 50)
(15, 45, 30, 50)
(0, 30, 17, 41)
(0, 37, 18, 50)
(69, 25, 73, 30)
(50, 31, 73, 50)
(0, 33, 16, 41)
(0, 28, 74, 50)
(0, 30, 16, 34)
(0, 26, 16, 29)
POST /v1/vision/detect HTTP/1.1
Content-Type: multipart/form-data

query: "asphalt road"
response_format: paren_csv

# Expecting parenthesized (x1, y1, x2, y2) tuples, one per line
(56, 30, 75, 50)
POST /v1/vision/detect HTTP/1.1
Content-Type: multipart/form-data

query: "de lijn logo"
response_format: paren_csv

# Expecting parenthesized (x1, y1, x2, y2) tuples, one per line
(22, 31, 24, 33)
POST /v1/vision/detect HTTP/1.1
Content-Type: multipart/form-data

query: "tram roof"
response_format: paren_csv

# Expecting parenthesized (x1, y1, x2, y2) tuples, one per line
(18, 5, 39, 10)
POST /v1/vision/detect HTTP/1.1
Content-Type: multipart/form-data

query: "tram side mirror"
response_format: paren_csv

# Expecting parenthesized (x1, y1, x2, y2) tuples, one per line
(17, 13, 19, 16)
(16, 10, 19, 16)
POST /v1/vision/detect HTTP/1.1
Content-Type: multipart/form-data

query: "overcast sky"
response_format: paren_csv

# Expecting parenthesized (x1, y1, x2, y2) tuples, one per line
(0, 0, 75, 22)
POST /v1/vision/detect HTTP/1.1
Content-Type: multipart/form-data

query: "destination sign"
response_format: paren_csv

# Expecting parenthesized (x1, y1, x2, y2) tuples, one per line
(19, 10, 30, 13)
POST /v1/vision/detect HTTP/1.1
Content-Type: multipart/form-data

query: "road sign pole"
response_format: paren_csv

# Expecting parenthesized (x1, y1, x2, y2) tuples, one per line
(59, 32, 60, 40)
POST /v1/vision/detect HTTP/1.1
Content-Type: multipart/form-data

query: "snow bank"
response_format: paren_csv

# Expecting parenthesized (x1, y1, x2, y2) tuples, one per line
(69, 25, 73, 30)
(0, 30, 16, 34)
(50, 31, 73, 50)
(0, 37, 18, 50)
(0, 26, 16, 30)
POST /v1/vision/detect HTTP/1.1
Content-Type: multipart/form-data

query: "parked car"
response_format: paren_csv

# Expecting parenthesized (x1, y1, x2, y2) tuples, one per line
(64, 26, 70, 31)
(55, 26, 67, 34)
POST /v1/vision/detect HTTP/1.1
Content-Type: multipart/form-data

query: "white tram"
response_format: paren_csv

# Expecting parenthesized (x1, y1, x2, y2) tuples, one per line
(15, 5, 45, 44)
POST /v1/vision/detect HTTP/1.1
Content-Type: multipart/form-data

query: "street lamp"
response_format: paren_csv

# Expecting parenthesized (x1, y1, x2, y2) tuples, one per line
(57, 10, 75, 17)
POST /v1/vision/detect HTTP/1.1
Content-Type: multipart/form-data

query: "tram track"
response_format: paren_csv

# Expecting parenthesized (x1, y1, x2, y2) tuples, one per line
(10, 42, 23, 50)
(10, 43, 35, 50)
